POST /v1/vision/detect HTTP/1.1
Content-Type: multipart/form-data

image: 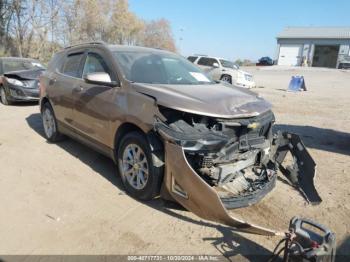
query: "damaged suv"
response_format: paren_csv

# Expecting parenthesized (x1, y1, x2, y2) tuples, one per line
(40, 42, 321, 235)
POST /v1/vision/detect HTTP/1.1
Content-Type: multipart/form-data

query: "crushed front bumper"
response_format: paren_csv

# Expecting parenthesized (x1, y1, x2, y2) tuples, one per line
(7, 84, 39, 102)
(235, 79, 256, 89)
(159, 131, 321, 236)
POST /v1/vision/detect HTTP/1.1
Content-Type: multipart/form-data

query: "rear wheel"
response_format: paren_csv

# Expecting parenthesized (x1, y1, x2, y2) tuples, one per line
(221, 74, 232, 84)
(117, 131, 163, 200)
(41, 102, 64, 142)
(0, 87, 10, 105)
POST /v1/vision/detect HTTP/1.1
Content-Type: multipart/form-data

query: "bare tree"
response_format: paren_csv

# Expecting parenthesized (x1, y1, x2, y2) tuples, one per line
(108, 0, 144, 45)
(0, 0, 11, 55)
(141, 19, 177, 52)
(1, 0, 177, 61)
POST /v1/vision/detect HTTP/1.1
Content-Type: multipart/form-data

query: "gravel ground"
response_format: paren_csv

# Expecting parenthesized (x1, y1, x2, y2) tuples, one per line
(0, 66, 349, 261)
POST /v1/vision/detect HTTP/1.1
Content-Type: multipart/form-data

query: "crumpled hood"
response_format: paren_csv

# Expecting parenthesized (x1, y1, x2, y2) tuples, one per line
(4, 68, 45, 80)
(132, 82, 271, 118)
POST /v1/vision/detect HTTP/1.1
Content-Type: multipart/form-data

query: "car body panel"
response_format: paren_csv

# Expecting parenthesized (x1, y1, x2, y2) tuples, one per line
(131, 82, 270, 118)
(161, 141, 281, 236)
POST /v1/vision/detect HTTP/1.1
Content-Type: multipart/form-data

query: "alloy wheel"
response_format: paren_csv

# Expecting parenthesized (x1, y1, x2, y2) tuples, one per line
(121, 144, 149, 190)
(42, 107, 56, 138)
(221, 75, 231, 83)
(0, 88, 6, 104)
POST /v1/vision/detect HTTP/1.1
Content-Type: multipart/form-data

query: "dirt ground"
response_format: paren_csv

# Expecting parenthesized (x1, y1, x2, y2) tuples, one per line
(0, 66, 349, 260)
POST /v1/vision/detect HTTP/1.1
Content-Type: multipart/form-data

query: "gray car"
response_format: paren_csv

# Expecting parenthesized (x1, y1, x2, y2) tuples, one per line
(0, 57, 45, 105)
(40, 42, 321, 235)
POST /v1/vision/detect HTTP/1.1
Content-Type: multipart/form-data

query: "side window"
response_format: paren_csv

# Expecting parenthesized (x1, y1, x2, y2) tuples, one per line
(197, 57, 209, 66)
(197, 57, 218, 66)
(82, 53, 110, 76)
(62, 53, 84, 78)
(187, 56, 198, 63)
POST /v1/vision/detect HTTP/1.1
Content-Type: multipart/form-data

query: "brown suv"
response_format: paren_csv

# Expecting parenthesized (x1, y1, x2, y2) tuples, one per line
(40, 42, 321, 235)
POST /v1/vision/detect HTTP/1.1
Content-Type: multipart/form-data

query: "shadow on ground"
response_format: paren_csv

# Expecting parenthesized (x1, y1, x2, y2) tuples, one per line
(26, 113, 276, 261)
(275, 124, 350, 156)
(337, 236, 350, 262)
(3, 101, 39, 107)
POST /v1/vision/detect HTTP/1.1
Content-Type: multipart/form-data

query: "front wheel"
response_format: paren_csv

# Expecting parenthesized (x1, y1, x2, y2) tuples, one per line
(117, 131, 163, 200)
(41, 103, 64, 142)
(0, 87, 10, 105)
(220, 75, 232, 84)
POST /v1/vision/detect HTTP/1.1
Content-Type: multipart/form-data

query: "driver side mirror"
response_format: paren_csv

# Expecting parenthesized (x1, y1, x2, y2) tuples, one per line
(212, 62, 219, 68)
(84, 72, 118, 87)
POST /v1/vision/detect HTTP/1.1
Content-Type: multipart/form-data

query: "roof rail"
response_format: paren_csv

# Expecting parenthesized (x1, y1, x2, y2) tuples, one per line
(193, 54, 208, 57)
(64, 41, 106, 49)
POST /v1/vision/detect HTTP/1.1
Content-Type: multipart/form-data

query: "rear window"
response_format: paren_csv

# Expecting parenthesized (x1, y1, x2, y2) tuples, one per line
(197, 57, 218, 66)
(187, 56, 198, 63)
(62, 53, 84, 78)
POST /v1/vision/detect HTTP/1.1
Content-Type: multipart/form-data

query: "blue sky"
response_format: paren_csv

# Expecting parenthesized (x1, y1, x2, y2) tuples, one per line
(129, 0, 350, 61)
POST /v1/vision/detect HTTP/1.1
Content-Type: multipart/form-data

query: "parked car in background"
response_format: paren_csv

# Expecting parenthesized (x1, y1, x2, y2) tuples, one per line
(0, 57, 45, 105)
(256, 56, 274, 66)
(187, 55, 256, 88)
(40, 42, 320, 235)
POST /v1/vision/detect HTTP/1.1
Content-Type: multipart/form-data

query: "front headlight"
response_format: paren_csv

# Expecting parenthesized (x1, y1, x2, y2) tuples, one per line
(6, 78, 26, 87)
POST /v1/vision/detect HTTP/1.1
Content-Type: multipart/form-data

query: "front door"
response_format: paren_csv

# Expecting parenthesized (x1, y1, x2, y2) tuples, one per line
(50, 51, 85, 128)
(72, 50, 117, 147)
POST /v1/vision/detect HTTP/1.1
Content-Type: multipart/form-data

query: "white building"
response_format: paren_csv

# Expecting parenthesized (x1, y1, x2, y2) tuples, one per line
(276, 27, 350, 68)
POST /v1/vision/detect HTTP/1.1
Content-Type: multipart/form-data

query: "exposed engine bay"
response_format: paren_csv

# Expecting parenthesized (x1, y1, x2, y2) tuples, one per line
(155, 105, 322, 211)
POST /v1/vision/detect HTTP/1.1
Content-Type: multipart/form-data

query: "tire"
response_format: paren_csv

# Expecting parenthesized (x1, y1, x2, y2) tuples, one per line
(41, 102, 64, 142)
(0, 86, 11, 105)
(220, 74, 232, 84)
(117, 131, 163, 200)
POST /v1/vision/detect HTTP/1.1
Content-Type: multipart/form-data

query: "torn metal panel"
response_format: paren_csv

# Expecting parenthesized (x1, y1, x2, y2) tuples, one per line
(162, 141, 282, 236)
(273, 132, 322, 205)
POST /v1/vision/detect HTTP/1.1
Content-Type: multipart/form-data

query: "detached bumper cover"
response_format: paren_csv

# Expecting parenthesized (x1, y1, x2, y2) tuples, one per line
(7, 84, 39, 101)
(273, 132, 322, 205)
(161, 141, 281, 236)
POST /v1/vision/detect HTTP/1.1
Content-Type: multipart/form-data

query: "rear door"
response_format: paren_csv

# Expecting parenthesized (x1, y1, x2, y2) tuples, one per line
(49, 51, 85, 128)
(72, 49, 117, 147)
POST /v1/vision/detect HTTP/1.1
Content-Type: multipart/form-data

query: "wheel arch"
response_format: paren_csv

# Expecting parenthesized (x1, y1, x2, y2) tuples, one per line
(113, 122, 164, 164)
(40, 97, 51, 112)
(220, 73, 232, 79)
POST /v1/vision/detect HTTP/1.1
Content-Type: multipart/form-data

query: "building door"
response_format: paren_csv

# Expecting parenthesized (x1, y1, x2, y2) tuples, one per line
(312, 45, 340, 68)
(278, 45, 302, 66)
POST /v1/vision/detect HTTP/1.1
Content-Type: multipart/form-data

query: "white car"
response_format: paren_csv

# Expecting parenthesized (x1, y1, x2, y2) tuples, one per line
(187, 55, 256, 88)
